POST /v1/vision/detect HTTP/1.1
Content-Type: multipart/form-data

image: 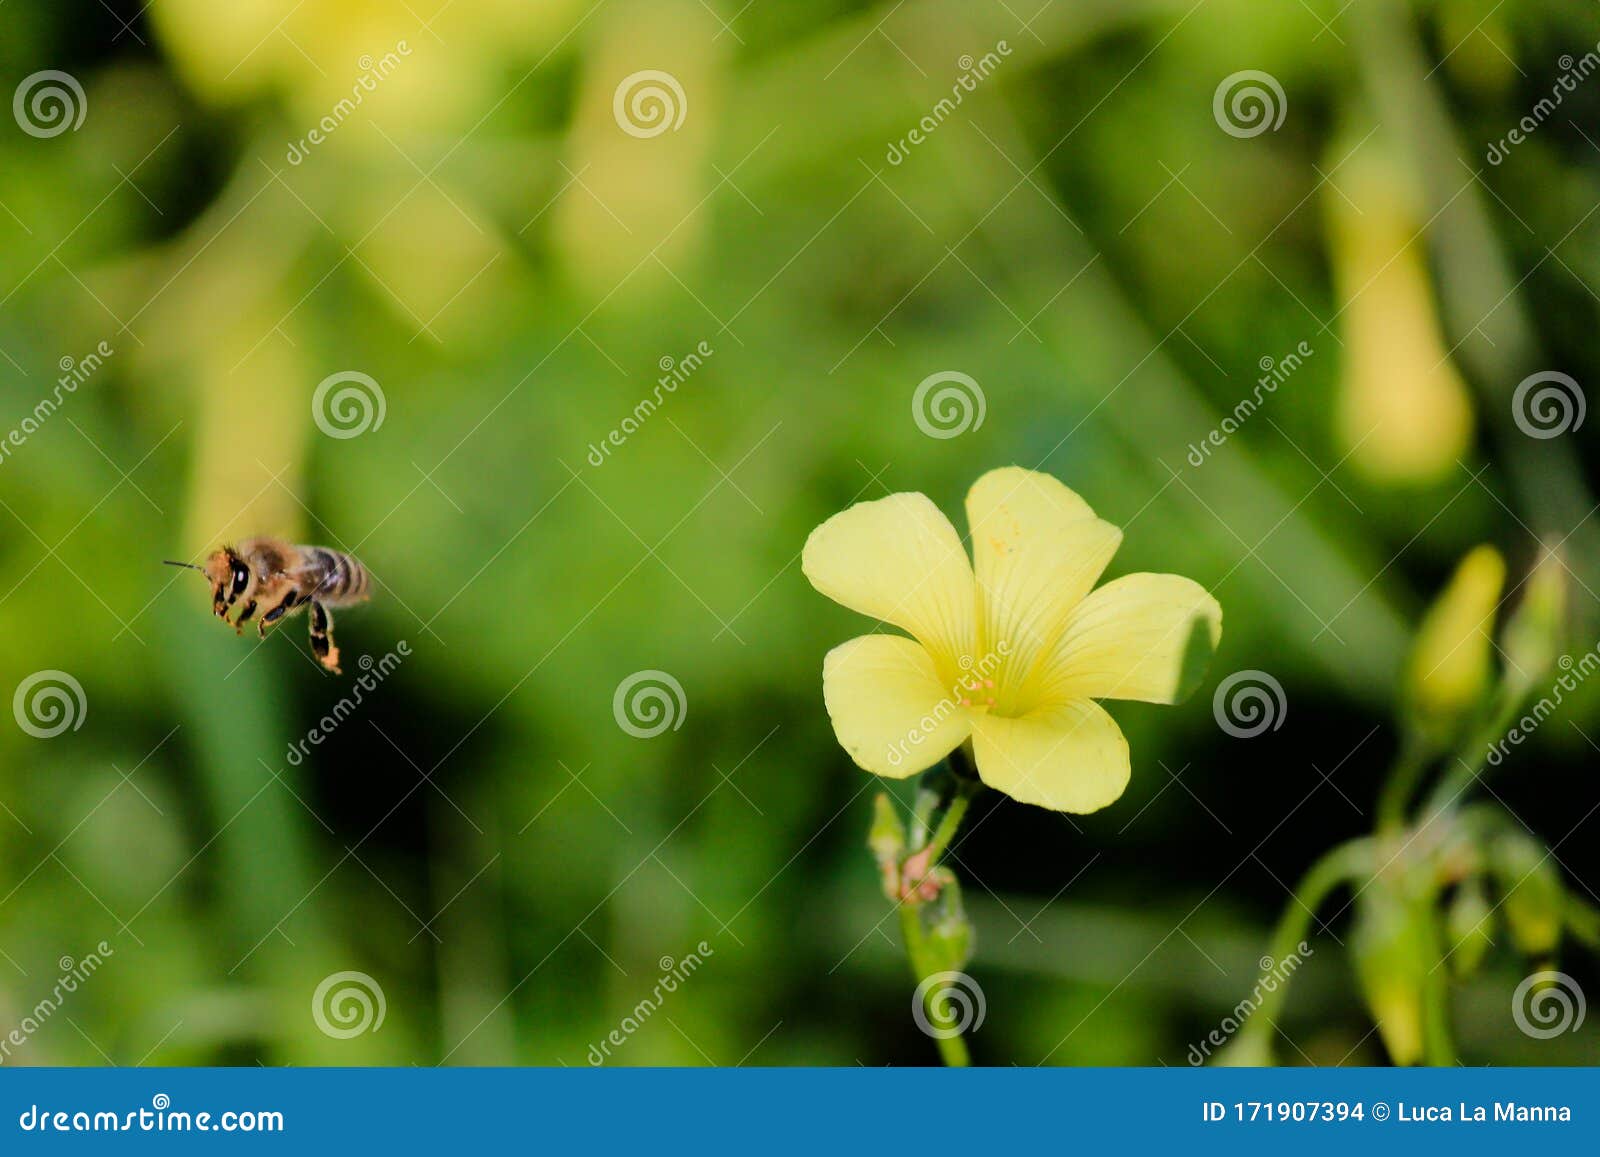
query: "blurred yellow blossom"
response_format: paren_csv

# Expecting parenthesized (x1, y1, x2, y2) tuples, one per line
(803, 467, 1221, 814)
(150, 0, 579, 136)
(1328, 140, 1475, 484)
(1402, 544, 1504, 741)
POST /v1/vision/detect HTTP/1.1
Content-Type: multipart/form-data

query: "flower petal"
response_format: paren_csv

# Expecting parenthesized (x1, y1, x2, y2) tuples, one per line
(803, 492, 975, 669)
(964, 467, 1122, 698)
(1040, 573, 1222, 704)
(969, 699, 1130, 813)
(822, 635, 972, 778)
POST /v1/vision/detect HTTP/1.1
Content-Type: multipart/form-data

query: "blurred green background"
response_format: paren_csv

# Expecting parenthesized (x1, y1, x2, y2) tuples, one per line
(1, 0, 1598, 1066)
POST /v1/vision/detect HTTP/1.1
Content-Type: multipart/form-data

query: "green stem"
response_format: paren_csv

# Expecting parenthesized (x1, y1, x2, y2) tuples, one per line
(898, 903, 972, 1067)
(895, 751, 984, 1067)
(923, 778, 978, 862)
(1421, 932, 1458, 1066)
(1419, 678, 1530, 820)
(1564, 894, 1600, 950)
(1233, 838, 1376, 1052)
(1376, 731, 1431, 834)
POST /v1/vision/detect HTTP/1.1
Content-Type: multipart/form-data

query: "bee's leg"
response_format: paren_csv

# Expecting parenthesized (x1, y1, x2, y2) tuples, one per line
(257, 590, 299, 638)
(232, 600, 257, 635)
(309, 601, 340, 674)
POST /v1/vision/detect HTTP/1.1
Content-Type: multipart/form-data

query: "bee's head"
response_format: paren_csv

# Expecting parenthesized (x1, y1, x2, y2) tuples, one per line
(201, 547, 253, 616)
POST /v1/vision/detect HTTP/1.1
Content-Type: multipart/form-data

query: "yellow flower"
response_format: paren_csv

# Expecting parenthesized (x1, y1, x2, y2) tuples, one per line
(803, 467, 1222, 814)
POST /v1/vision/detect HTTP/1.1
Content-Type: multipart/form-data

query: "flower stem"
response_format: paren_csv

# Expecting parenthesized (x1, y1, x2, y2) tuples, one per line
(924, 780, 976, 863)
(1421, 928, 1458, 1066)
(1375, 731, 1430, 834)
(898, 903, 972, 1067)
(1419, 678, 1529, 819)
(895, 752, 984, 1067)
(1231, 838, 1375, 1056)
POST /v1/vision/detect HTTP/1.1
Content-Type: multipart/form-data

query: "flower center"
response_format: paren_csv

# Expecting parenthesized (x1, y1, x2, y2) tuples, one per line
(954, 672, 997, 713)
(945, 643, 1016, 716)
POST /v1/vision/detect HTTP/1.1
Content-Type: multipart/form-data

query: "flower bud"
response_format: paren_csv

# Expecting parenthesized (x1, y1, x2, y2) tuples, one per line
(1328, 139, 1474, 484)
(1501, 546, 1567, 688)
(1403, 545, 1505, 743)
(1350, 878, 1430, 1065)
(1489, 829, 1564, 957)
(1445, 878, 1495, 980)
(868, 792, 906, 863)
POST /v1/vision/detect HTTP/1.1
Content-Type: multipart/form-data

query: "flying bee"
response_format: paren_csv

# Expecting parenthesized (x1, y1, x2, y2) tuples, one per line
(165, 537, 372, 674)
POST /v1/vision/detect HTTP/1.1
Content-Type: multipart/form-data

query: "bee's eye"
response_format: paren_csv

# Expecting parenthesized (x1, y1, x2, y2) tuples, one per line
(230, 566, 250, 596)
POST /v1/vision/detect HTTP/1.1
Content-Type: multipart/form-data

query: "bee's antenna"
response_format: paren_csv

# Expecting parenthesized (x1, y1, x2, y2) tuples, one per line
(162, 560, 204, 571)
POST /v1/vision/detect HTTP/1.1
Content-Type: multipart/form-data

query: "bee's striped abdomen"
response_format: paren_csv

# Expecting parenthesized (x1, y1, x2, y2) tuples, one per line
(303, 546, 371, 605)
